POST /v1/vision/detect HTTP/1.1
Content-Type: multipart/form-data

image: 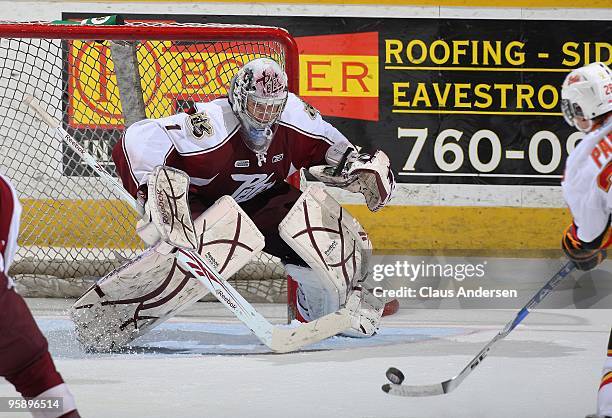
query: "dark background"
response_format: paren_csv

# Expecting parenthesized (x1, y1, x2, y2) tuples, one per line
(65, 12, 611, 186)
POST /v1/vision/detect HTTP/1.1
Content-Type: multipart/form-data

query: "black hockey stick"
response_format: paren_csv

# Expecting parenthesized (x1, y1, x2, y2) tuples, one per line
(382, 260, 577, 396)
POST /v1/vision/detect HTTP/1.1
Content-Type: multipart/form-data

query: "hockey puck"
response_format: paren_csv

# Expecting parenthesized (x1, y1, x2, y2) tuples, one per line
(381, 383, 391, 393)
(386, 367, 405, 385)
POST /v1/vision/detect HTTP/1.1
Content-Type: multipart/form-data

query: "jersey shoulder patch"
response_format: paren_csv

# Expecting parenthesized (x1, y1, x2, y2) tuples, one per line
(194, 99, 239, 138)
(142, 99, 239, 155)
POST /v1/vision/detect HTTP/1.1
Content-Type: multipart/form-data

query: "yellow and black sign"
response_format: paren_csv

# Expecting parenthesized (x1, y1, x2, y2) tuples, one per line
(68, 40, 281, 128)
(220, 15, 610, 186)
(63, 13, 610, 187)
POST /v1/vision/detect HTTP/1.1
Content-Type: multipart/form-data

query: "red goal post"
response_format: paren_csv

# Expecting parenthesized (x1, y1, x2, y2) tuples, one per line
(0, 20, 298, 305)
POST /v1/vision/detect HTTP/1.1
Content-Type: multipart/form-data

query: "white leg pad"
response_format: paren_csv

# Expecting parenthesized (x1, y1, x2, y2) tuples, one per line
(71, 195, 264, 351)
(279, 185, 372, 310)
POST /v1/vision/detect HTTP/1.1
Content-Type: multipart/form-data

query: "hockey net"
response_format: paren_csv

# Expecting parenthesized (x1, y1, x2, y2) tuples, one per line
(0, 20, 298, 303)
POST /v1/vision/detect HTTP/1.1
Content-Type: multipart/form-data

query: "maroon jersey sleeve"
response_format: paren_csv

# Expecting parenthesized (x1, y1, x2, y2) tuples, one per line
(112, 135, 140, 198)
(0, 174, 21, 275)
(279, 93, 354, 170)
(289, 131, 331, 169)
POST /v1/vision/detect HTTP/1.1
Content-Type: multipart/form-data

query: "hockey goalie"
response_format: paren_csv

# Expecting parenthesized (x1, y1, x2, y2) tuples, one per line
(70, 57, 396, 351)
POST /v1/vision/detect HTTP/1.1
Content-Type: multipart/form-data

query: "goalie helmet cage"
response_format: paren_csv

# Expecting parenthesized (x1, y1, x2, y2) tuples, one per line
(0, 20, 298, 306)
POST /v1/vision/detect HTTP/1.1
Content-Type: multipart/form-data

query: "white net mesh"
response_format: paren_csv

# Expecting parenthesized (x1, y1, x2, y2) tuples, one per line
(0, 22, 291, 302)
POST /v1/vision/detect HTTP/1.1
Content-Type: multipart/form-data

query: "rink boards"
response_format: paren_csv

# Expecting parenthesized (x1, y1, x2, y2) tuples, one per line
(13, 186, 570, 251)
(2, 2, 610, 254)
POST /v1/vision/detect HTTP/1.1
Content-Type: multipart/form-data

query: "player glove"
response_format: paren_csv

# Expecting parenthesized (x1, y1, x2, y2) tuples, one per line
(309, 149, 395, 212)
(561, 223, 607, 271)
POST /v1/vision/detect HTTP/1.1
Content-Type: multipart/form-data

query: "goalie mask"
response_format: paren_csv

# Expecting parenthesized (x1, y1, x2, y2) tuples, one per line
(561, 62, 612, 132)
(229, 58, 288, 155)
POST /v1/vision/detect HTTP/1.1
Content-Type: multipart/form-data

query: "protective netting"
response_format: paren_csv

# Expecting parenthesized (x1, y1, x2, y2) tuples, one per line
(0, 22, 291, 302)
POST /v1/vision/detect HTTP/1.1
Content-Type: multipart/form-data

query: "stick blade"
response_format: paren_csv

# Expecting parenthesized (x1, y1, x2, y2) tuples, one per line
(269, 308, 352, 353)
(381, 382, 446, 397)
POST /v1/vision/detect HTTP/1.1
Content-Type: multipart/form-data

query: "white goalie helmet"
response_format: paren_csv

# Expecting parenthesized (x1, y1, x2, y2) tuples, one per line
(229, 58, 289, 154)
(561, 62, 612, 132)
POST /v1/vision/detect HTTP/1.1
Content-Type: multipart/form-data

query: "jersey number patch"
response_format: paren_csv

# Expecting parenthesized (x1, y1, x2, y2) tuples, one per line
(597, 160, 612, 192)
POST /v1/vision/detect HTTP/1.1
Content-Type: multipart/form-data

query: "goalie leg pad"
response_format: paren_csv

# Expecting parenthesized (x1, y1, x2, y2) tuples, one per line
(71, 195, 265, 351)
(279, 185, 372, 312)
(71, 245, 205, 352)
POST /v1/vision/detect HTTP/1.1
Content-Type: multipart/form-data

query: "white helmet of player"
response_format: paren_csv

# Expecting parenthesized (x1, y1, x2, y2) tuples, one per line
(561, 62, 612, 132)
(229, 58, 288, 155)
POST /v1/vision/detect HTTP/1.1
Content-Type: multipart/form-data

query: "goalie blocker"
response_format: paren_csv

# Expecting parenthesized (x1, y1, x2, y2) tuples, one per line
(136, 166, 199, 250)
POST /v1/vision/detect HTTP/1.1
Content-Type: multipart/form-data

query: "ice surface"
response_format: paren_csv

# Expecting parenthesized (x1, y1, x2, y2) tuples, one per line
(0, 299, 608, 418)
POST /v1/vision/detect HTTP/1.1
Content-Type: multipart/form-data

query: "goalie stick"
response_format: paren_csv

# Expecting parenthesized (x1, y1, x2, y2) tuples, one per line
(23, 94, 352, 353)
(382, 260, 577, 396)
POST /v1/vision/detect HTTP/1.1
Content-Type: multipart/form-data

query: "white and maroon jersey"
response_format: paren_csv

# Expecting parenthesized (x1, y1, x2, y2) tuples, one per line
(562, 118, 612, 243)
(117, 93, 353, 205)
(0, 173, 22, 283)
